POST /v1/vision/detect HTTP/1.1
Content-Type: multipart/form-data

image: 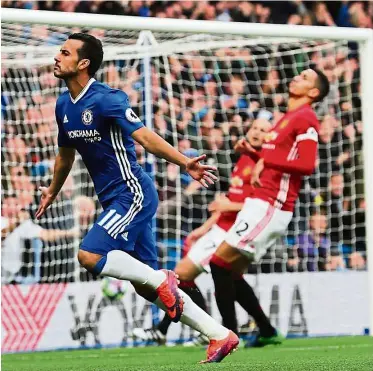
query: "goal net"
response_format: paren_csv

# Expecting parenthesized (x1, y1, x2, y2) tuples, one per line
(2, 22, 366, 282)
(1, 11, 371, 349)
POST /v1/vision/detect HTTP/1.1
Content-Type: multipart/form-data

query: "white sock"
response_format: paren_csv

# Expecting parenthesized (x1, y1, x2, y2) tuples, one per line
(155, 290, 228, 340)
(100, 250, 166, 289)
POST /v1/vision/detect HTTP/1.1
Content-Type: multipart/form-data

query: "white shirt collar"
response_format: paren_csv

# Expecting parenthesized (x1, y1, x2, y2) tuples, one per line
(70, 78, 96, 104)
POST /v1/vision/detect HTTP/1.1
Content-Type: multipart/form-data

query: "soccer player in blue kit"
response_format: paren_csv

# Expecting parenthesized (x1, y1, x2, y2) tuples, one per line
(36, 33, 238, 363)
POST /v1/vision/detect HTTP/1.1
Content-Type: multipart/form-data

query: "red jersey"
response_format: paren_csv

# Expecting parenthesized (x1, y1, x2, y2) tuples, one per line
(216, 154, 255, 231)
(253, 104, 319, 212)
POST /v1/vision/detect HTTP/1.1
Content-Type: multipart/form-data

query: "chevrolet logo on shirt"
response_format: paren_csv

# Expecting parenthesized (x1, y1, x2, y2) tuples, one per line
(242, 167, 251, 176)
(230, 176, 244, 187)
(279, 119, 289, 129)
(264, 132, 278, 142)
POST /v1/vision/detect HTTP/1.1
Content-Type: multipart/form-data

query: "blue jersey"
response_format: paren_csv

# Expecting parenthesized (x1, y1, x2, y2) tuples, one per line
(55, 78, 153, 207)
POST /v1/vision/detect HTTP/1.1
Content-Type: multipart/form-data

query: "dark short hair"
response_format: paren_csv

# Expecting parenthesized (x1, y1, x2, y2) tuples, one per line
(68, 33, 103, 77)
(311, 207, 327, 217)
(312, 68, 330, 103)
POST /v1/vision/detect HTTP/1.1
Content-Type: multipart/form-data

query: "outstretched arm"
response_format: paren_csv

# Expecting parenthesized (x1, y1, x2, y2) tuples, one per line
(36, 147, 75, 219)
(208, 194, 244, 213)
(103, 90, 218, 187)
(185, 212, 221, 246)
(132, 127, 189, 168)
(198, 211, 221, 232)
(234, 138, 261, 162)
(132, 127, 217, 188)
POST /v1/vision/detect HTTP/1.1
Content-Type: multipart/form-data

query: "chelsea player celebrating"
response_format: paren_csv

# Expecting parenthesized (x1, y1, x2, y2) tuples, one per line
(36, 33, 238, 363)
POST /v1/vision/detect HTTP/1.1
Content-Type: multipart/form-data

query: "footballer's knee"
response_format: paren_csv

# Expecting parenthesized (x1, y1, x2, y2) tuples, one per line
(175, 257, 200, 282)
(231, 255, 250, 275)
(78, 249, 103, 272)
(214, 241, 242, 264)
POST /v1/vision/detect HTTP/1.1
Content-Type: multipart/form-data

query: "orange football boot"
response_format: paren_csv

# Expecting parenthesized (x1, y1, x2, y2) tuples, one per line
(200, 331, 239, 364)
(156, 270, 184, 322)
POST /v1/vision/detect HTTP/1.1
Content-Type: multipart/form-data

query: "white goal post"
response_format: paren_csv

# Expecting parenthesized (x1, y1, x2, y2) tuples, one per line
(2, 8, 373, 341)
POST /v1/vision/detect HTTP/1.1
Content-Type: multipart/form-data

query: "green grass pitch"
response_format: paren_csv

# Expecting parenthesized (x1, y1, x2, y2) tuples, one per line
(3, 337, 373, 371)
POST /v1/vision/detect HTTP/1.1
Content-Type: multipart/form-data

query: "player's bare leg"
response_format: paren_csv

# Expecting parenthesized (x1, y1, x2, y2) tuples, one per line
(132, 280, 238, 363)
(78, 249, 184, 322)
(213, 241, 245, 269)
(174, 256, 202, 282)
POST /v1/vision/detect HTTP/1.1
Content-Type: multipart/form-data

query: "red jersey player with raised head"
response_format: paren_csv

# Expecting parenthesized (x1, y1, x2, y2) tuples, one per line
(133, 119, 275, 347)
(210, 68, 330, 347)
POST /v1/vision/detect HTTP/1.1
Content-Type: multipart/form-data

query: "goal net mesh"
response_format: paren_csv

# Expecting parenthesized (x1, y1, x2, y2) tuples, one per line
(1, 23, 366, 286)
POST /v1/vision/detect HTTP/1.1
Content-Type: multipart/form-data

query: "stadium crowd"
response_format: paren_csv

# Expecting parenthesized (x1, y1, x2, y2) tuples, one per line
(2, 1, 373, 29)
(1, 1, 371, 283)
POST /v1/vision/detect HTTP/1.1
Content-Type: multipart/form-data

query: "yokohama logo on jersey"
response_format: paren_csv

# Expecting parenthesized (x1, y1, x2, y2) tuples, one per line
(67, 129, 100, 139)
(1, 284, 66, 352)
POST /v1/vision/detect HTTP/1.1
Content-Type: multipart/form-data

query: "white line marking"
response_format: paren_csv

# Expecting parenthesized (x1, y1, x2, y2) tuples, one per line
(274, 343, 373, 352)
(5, 343, 372, 361)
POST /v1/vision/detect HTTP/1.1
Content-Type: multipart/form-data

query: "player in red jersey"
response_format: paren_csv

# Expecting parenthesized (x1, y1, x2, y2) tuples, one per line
(210, 68, 330, 347)
(133, 119, 277, 345)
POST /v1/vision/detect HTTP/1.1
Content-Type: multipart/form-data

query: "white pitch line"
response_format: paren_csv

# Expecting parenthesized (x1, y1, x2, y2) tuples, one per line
(273, 343, 373, 352)
(7, 343, 373, 361)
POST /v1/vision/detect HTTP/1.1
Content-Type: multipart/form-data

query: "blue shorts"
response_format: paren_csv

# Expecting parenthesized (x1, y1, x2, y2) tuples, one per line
(81, 183, 159, 269)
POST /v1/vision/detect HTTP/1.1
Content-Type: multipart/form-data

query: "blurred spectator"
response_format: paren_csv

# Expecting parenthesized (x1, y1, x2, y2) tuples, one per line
(311, 2, 335, 26)
(216, 1, 232, 22)
(74, 195, 96, 235)
(6, 166, 35, 209)
(1, 206, 78, 284)
(98, 0, 125, 15)
(349, 251, 366, 270)
(127, 1, 151, 17)
(1, 195, 21, 236)
(220, 74, 250, 116)
(4, 137, 29, 165)
(287, 210, 331, 272)
(322, 173, 345, 256)
(231, 2, 256, 23)
(316, 115, 349, 190)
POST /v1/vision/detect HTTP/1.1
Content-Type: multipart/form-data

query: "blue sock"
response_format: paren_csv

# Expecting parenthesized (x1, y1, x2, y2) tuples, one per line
(92, 256, 107, 275)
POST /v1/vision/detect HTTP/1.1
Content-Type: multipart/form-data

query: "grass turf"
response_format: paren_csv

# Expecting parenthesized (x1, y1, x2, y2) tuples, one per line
(2, 336, 373, 371)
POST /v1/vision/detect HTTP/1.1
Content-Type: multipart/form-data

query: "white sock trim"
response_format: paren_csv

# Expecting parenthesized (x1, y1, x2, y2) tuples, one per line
(155, 290, 229, 341)
(100, 250, 165, 288)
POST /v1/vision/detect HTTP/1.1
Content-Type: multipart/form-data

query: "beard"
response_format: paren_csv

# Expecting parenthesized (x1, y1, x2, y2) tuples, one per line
(53, 69, 78, 79)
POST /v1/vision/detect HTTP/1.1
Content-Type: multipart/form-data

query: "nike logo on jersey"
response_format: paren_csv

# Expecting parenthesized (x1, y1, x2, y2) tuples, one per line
(63, 115, 69, 123)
